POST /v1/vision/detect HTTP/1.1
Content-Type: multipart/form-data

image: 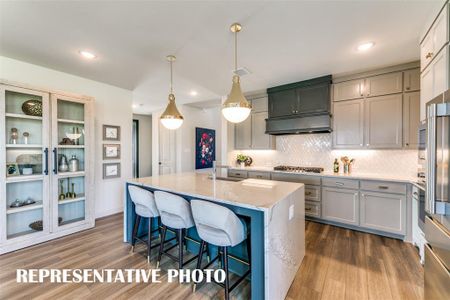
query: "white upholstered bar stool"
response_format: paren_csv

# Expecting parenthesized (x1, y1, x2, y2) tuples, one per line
(154, 191, 197, 269)
(190, 199, 251, 300)
(128, 185, 161, 263)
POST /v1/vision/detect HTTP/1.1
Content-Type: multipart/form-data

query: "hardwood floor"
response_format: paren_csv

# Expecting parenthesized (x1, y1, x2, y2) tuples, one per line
(0, 214, 423, 300)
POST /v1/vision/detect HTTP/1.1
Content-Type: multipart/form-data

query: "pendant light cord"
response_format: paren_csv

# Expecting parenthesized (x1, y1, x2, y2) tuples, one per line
(169, 59, 173, 94)
(234, 30, 238, 72)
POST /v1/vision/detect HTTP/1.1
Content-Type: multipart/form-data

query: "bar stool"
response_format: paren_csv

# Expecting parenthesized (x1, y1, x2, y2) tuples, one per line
(154, 191, 198, 269)
(190, 199, 251, 300)
(129, 185, 161, 263)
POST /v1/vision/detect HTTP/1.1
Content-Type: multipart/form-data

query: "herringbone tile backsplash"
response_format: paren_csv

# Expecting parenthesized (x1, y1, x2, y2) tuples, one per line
(229, 133, 418, 178)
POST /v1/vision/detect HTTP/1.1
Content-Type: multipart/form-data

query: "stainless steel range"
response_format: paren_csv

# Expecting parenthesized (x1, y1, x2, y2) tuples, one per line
(273, 165, 324, 173)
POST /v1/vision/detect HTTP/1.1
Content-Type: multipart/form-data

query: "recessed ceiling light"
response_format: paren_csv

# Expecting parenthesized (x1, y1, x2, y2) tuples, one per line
(357, 42, 375, 52)
(190, 90, 198, 96)
(79, 50, 96, 59)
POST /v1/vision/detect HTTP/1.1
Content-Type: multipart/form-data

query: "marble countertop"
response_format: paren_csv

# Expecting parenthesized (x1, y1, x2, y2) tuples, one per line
(128, 172, 304, 211)
(228, 166, 419, 184)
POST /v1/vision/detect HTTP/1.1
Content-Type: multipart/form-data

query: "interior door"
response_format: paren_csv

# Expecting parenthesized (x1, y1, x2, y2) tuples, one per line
(159, 124, 176, 175)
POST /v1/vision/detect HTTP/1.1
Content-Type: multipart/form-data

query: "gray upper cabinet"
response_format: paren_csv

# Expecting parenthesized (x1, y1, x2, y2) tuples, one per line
(333, 99, 364, 148)
(403, 91, 421, 148)
(403, 68, 420, 92)
(333, 79, 364, 101)
(333, 65, 419, 149)
(251, 111, 272, 149)
(235, 96, 275, 150)
(365, 72, 403, 97)
(364, 94, 403, 148)
(235, 113, 252, 149)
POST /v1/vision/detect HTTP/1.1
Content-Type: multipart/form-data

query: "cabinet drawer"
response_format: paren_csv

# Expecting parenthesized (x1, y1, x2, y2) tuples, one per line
(322, 178, 359, 189)
(305, 185, 321, 202)
(228, 169, 248, 178)
(360, 180, 406, 194)
(305, 201, 321, 218)
(271, 173, 321, 185)
(247, 171, 270, 180)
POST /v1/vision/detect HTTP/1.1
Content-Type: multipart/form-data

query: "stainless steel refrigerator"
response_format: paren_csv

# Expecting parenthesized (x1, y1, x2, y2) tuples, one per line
(425, 89, 450, 299)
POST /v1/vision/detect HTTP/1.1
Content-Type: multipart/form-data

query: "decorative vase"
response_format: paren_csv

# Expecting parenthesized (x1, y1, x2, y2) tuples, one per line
(69, 155, 79, 172)
(58, 155, 69, 172)
(22, 99, 42, 116)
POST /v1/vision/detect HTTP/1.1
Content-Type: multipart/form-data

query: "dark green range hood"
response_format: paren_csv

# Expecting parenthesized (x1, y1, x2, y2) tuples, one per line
(266, 75, 332, 135)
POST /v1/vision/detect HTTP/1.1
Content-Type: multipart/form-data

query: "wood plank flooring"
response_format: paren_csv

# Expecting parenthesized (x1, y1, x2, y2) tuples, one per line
(0, 214, 423, 300)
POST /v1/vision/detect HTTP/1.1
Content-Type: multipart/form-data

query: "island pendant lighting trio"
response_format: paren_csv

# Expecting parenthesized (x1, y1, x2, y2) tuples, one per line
(160, 22, 251, 130)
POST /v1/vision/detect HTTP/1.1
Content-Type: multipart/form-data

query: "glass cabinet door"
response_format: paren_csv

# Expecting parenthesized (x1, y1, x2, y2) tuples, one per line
(1, 85, 50, 241)
(51, 94, 90, 229)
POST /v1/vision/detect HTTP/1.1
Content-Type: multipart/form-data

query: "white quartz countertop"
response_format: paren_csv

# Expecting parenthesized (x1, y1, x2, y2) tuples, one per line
(128, 172, 304, 211)
(229, 166, 418, 184)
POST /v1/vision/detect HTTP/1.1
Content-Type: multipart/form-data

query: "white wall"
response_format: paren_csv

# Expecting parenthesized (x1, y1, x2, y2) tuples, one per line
(0, 56, 133, 218)
(179, 105, 222, 172)
(132, 114, 152, 177)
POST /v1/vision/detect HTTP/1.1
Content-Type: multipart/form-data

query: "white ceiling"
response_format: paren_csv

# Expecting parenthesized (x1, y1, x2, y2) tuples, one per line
(0, 1, 442, 114)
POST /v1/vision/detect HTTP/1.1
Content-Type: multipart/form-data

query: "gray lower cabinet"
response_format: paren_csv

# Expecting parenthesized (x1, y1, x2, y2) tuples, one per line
(322, 187, 359, 226)
(360, 191, 406, 235)
(364, 94, 403, 148)
(247, 171, 270, 180)
(332, 99, 364, 148)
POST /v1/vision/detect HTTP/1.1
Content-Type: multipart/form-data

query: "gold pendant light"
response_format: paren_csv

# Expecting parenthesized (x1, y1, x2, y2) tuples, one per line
(222, 23, 252, 123)
(160, 55, 184, 130)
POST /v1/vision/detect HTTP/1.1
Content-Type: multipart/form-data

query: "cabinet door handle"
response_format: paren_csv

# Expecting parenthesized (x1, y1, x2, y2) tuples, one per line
(406, 87, 410, 91)
(413, 192, 419, 196)
(378, 186, 389, 190)
(425, 52, 433, 59)
(305, 208, 312, 211)
(335, 182, 344, 186)
(44, 148, 49, 175)
(305, 192, 312, 196)
(53, 148, 58, 174)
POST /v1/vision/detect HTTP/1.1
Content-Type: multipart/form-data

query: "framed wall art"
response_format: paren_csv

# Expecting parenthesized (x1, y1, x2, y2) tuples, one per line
(103, 162, 121, 179)
(103, 125, 121, 141)
(195, 127, 216, 169)
(103, 144, 121, 160)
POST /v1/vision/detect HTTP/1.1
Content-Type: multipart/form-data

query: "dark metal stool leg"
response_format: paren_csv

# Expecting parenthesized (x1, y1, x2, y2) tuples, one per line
(193, 240, 206, 292)
(147, 217, 152, 263)
(223, 247, 230, 300)
(177, 229, 183, 270)
(131, 215, 141, 252)
(156, 225, 167, 268)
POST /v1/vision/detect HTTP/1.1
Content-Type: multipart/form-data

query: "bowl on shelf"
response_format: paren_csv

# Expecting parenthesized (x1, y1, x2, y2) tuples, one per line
(22, 99, 42, 117)
(29, 217, 63, 231)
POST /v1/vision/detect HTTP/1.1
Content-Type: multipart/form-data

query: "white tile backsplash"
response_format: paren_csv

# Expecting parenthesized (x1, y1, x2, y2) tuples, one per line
(229, 133, 418, 178)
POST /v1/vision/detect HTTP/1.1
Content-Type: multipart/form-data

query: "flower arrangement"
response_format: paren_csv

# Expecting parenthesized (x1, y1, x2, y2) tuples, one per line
(236, 154, 253, 167)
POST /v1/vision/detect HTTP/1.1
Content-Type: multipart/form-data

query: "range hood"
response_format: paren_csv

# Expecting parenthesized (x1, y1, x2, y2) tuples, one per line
(265, 75, 332, 135)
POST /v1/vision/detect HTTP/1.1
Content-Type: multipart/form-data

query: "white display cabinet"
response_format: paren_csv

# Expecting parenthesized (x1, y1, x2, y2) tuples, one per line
(0, 82, 94, 254)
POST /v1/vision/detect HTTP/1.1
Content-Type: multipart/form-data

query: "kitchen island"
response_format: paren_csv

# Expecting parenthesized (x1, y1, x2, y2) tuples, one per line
(124, 172, 305, 300)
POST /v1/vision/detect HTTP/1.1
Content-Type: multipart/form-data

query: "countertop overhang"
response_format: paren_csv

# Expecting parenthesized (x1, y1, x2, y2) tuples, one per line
(127, 172, 304, 211)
